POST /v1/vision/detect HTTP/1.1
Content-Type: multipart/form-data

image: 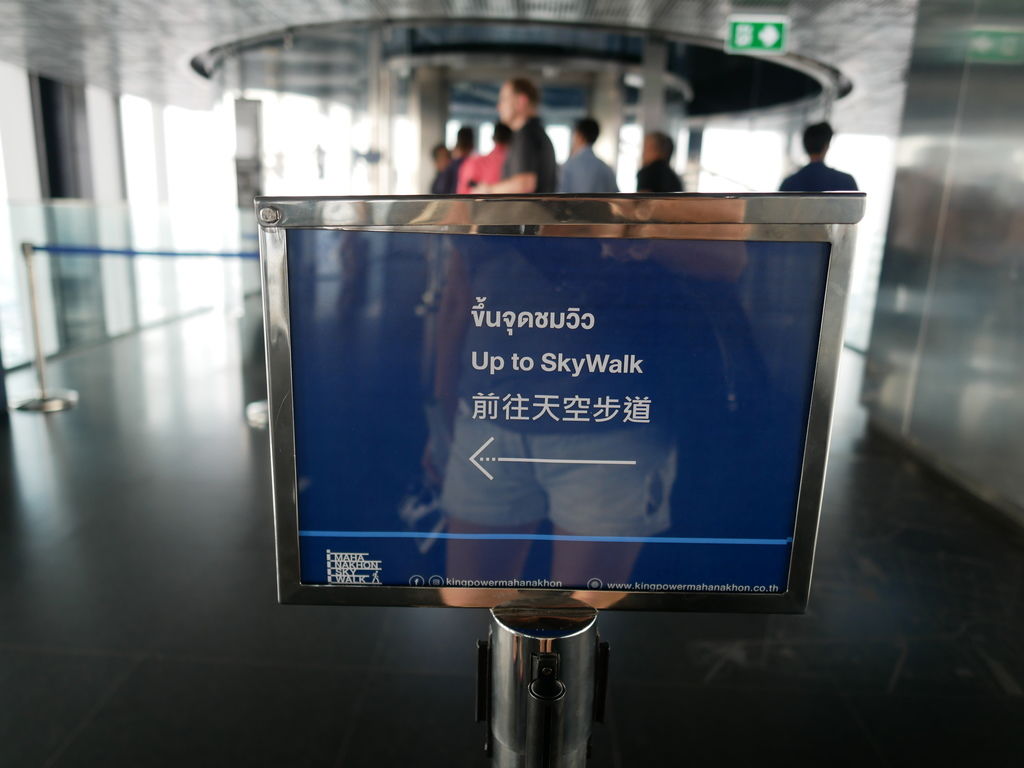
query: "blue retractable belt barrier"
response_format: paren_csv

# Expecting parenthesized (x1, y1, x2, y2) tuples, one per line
(8, 241, 259, 415)
(31, 244, 259, 259)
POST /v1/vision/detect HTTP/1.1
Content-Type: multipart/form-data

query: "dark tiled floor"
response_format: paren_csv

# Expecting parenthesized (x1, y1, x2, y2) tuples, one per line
(49, 658, 363, 768)
(1, 309, 1023, 767)
(612, 683, 880, 767)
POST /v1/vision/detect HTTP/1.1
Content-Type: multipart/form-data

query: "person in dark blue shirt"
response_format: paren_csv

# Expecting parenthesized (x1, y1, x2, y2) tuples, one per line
(435, 127, 475, 194)
(780, 122, 858, 192)
(429, 144, 451, 195)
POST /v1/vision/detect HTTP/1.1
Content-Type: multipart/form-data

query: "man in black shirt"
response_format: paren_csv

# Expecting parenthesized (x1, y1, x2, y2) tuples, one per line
(637, 131, 683, 193)
(475, 78, 557, 194)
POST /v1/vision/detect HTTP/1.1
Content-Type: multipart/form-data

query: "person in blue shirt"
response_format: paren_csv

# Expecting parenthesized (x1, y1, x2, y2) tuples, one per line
(780, 122, 858, 192)
(558, 117, 619, 194)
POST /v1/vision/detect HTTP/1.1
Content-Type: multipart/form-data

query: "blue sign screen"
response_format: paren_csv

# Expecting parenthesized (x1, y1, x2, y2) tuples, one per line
(286, 231, 829, 594)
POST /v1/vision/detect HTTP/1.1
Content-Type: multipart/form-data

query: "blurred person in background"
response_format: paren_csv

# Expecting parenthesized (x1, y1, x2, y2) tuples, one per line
(430, 143, 451, 194)
(476, 78, 557, 194)
(457, 123, 512, 194)
(558, 117, 618, 194)
(780, 122, 858, 192)
(436, 126, 476, 194)
(637, 131, 683, 193)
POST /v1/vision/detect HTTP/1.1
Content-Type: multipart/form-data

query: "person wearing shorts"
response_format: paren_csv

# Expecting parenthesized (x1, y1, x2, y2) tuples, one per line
(430, 238, 681, 589)
(441, 403, 676, 587)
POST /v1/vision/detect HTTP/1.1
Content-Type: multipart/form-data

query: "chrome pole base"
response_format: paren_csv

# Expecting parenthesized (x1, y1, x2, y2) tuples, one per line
(482, 597, 608, 768)
(12, 390, 79, 413)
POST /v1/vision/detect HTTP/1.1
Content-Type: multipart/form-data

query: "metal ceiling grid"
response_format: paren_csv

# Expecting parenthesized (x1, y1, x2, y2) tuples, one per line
(0, 0, 916, 135)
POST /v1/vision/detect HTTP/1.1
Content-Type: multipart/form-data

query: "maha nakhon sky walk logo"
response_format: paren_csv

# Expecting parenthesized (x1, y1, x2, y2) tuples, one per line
(326, 551, 382, 584)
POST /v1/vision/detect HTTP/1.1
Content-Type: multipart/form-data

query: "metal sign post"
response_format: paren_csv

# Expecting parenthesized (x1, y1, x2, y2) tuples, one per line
(479, 598, 607, 767)
(255, 193, 864, 764)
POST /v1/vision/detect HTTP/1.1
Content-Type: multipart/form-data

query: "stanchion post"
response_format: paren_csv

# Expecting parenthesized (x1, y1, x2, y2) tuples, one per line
(24, 242, 50, 398)
(479, 598, 608, 767)
(12, 242, 78, 413)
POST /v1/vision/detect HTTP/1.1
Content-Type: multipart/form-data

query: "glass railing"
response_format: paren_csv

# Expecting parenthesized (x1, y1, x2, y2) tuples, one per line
(0, 200, 260, 368)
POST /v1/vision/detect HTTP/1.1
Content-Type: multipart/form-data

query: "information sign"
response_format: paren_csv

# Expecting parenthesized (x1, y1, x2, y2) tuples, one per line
(725, 15, 789, 55)
(258, 194, 864, 611)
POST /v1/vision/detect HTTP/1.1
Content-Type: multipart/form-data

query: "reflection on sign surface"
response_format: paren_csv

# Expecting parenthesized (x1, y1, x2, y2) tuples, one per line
(287, 232, 829, 596)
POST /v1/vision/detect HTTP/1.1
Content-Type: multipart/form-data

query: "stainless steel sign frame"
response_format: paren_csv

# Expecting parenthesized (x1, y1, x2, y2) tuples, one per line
(257, 193, 865, 612)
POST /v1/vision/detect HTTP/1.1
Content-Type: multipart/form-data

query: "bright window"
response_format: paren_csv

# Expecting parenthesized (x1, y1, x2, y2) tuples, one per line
(699, 127, 786, 192)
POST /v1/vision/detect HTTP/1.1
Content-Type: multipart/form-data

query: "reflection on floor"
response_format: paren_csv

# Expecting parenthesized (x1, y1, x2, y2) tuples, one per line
(1, 308, 1022, 768)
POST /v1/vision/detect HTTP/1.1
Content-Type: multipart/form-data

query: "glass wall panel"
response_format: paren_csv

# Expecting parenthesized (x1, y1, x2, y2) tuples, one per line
(0, 127, 24, 365)
(829, 133, 897, 351)
(121, 94, 174, 326)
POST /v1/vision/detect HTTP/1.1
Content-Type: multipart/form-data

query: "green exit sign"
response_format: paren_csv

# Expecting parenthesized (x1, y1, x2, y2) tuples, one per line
(726, 15, 789, 55)
(968, 27, 1024, 64)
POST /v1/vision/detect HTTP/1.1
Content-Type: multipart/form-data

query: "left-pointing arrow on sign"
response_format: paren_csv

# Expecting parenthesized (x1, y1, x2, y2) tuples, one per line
(469, 436, 637, 480)
(469, 436, 497, 480)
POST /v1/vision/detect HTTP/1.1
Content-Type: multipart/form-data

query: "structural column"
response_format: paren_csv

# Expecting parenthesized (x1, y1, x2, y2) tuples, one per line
(411, 66, 448, 195)
(589, 68, 623, 171)
(86, 84, 137, 337)
(639, 38, 668, 134)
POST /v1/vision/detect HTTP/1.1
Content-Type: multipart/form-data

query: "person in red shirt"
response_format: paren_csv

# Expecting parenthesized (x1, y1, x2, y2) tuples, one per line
(457, 123, 512, 194)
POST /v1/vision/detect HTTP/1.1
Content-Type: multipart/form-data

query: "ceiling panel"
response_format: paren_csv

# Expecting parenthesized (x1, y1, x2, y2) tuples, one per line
(0, 0, 916, 134)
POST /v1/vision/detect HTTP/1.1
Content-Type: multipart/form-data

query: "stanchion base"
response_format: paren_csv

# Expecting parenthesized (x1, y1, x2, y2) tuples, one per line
(12, 390, 79, 413)
(245, 400, 269, 429)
